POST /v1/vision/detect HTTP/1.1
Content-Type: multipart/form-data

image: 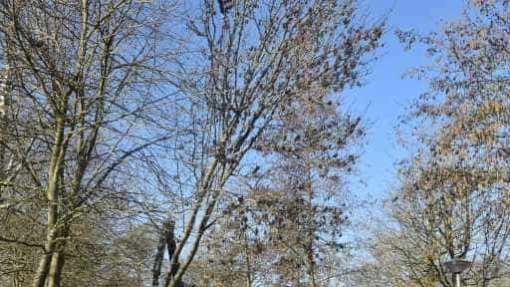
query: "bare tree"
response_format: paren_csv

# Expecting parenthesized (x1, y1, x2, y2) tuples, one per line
(0, 0, 178, 286)
(0, 0, 384, 286)
(161, 0, 383, 286)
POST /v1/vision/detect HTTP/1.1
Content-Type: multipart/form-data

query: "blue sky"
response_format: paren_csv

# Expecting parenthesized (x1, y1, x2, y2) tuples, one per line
(348, 0, 464, 204)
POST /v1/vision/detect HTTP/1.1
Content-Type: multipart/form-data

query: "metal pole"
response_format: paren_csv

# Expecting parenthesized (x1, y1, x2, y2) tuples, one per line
(455, 273, 461, 287)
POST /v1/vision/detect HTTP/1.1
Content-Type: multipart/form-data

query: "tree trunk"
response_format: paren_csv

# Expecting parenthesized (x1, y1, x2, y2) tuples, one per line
(47, 252, 64, 287)
(306, 165, 317, 287)
(165, 220, 183, 287)
(152, 220, 177, 287)
(33, 114, 65, 287)
(32, 253, 52, 287)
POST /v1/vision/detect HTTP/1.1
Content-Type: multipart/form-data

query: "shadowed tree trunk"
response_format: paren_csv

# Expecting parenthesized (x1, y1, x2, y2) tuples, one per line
(153, 220, 182, 287)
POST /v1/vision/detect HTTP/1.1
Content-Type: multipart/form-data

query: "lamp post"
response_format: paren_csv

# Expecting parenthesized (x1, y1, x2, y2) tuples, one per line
(443, 258, 471, 287)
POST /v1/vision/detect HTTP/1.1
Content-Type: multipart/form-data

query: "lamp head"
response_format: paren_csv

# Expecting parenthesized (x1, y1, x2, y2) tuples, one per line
(443, 258, 471, 274)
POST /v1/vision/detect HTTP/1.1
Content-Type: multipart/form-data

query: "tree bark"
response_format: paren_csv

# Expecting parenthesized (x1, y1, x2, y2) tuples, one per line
(153, 220, 178, 287)
(33, 114, 66, 287)
(306, 165, 317, 287)
(47, 252, 64, 287)
(165, 219, 183, 287)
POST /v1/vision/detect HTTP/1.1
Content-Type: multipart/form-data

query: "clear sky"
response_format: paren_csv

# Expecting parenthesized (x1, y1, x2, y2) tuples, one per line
(348, 0, 464, 205)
